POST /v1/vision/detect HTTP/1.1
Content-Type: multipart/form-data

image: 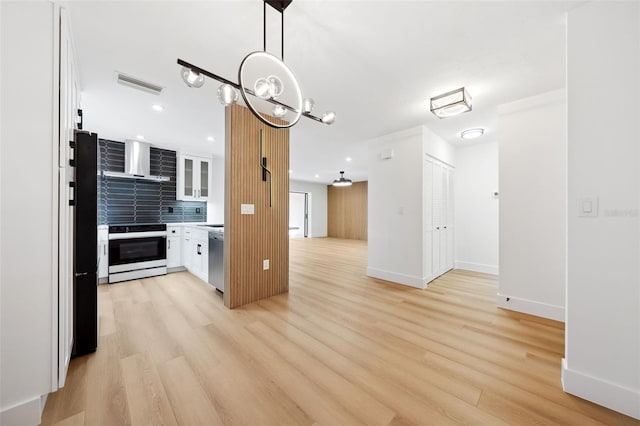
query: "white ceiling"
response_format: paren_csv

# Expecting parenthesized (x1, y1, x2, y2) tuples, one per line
(68, 0, 571, 184)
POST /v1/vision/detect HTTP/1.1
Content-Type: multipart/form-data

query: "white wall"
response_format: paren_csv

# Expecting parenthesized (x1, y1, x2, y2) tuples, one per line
(368, 126, 455, 288)
(290, 179, 327, 237)
(497, 89, 566, 321)
(423, 126, 455, 167)
(1, 2, 56, 424)
(207, 155, 224, 224)
(454, 142, 499, 275)
(563, 2, 640, 419)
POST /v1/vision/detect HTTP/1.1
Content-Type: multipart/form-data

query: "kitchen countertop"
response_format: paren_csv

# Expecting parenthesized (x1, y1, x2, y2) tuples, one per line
(99, 222, 223, 233)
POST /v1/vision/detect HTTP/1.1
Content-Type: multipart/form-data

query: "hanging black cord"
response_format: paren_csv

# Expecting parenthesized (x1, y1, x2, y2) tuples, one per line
(263, 1, 266, 51)
(281, 10, 284, 60)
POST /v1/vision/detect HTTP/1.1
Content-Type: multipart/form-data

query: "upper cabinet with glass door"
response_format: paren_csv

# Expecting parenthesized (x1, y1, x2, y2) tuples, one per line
(177, 153, 212, 201)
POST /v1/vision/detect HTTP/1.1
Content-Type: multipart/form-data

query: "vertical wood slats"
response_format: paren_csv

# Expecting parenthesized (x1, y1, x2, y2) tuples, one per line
(224, 104, 289, 309)
(327, 181, 368, 240)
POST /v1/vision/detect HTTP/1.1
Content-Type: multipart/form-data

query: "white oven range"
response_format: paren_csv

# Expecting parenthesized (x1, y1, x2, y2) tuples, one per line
(108, 223, 167, 283)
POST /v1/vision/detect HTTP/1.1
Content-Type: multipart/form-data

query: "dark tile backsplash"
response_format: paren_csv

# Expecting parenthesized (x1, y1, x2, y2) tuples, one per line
(98, 139, 207, 225)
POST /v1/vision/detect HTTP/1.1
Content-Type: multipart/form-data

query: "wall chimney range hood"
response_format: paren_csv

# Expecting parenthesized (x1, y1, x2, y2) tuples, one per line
(102, 140, 169, 182)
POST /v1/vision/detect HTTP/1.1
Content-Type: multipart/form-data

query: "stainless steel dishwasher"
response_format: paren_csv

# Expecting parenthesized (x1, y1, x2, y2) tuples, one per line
(208, 229, 224, 292)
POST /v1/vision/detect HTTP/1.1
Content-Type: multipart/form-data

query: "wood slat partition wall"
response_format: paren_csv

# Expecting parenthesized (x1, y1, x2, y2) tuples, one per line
(224, 104, 289, 309)
(327, 181, 368, 240)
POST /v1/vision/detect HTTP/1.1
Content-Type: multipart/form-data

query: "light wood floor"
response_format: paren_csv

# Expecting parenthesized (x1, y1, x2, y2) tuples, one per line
(41, 238, 638, 426)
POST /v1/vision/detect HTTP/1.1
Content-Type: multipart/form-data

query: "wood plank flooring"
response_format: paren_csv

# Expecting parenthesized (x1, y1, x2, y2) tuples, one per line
(41, 238, 639, 426)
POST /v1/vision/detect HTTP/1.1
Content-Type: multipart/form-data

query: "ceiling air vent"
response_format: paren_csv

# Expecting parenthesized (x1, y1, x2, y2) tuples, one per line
(115, 72, 164, 95)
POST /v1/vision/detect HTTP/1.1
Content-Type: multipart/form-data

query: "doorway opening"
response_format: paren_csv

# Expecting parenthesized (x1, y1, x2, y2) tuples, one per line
(289, 191, 310, 238)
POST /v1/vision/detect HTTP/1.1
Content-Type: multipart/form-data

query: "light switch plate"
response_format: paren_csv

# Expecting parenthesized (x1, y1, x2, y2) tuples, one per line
(263, 259, 269, 270)
(578, 197, 598, 217)
(241, 204, 254, 215)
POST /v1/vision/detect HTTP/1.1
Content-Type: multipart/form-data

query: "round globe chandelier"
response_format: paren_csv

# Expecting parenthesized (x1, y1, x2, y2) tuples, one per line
(178, 0, 335, 129)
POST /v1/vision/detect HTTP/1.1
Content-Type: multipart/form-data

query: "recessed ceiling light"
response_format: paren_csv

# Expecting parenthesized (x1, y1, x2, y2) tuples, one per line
(207, 136, 214, 142)
(314, 174, 320, 178)
(135, 134, 145, 140)
(345, 157, 352, 162)
(288, 169, 292, 174)
(460, 128, 485, 139)
(152, 104, 164, 112)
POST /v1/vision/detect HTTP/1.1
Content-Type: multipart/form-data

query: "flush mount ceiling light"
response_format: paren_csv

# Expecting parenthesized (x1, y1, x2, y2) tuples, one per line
(151, 104, 164, 112)
(460, 128, 485, 139)
(333, 171, 353, 187)
(430, 87, 472, 119)
(178, 0, 335, 129)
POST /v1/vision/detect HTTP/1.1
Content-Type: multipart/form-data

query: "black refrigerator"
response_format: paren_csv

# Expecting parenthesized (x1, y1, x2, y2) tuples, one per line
(72, 130, 98, 357)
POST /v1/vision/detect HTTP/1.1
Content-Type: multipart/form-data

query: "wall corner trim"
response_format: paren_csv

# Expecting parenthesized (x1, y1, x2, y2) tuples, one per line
(366, 267, 426, 289)
(497, 88, 566, 116)
(496, 292, 565, 322)
(0, 395, 45, 426)
(562, 359, 640, 420)
(454, 261, 498, 276)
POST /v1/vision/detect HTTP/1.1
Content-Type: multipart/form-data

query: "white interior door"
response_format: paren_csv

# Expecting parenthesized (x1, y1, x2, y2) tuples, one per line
(446, 167, 455, 270)
(439, 167, 449, 273)
(423, 158, 434, 280)
(57, 5, 79, 388)
(289, 192, 307, 238)
(432, 163, 443, 276)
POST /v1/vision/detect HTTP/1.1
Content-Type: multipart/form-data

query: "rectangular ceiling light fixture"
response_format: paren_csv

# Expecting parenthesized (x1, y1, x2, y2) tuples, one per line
(430, 87, 472, 119)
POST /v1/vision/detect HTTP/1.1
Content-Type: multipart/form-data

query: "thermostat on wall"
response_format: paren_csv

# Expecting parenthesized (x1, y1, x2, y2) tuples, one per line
(380, 148, 394, 160)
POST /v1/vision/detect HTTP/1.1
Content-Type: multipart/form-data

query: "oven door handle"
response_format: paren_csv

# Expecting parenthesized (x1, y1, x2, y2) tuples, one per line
(109, 231, 168, 240)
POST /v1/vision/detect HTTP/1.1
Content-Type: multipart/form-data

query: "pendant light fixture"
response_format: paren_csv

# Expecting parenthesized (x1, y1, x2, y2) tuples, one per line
(332, 171, 353, 187)
(430, 87, 472, 119)
(178, 0, 335, 129)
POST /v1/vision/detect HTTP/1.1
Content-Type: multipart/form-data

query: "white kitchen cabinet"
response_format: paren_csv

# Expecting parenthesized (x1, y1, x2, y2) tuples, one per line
(425, 157, 455, 282)
(166, 225, 183, 269)
(190, 229, 209, 283)
(181, 227, 208, 282)
(190, 238, 208, 282)
(183, 228, 193, 271)
(98, 228, 108, 280)
(177, 154, 212, 201)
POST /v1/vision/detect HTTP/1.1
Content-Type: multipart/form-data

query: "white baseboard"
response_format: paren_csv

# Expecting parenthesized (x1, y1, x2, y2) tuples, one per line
(562, 359, 640, 420)
(455, 261, 498, 275)
(366, 267, 426, 289)
(1, 395, 44, 426)
(496, 292, 565, 322)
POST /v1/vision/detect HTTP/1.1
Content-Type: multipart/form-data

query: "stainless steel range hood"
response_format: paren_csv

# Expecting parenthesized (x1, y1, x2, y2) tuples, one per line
(102, 140, 169, 182)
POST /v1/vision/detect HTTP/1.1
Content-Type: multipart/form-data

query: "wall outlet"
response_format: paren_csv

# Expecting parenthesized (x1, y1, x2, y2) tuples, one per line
(263, 259, 269, 270)
(241, 204, 255, 215)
